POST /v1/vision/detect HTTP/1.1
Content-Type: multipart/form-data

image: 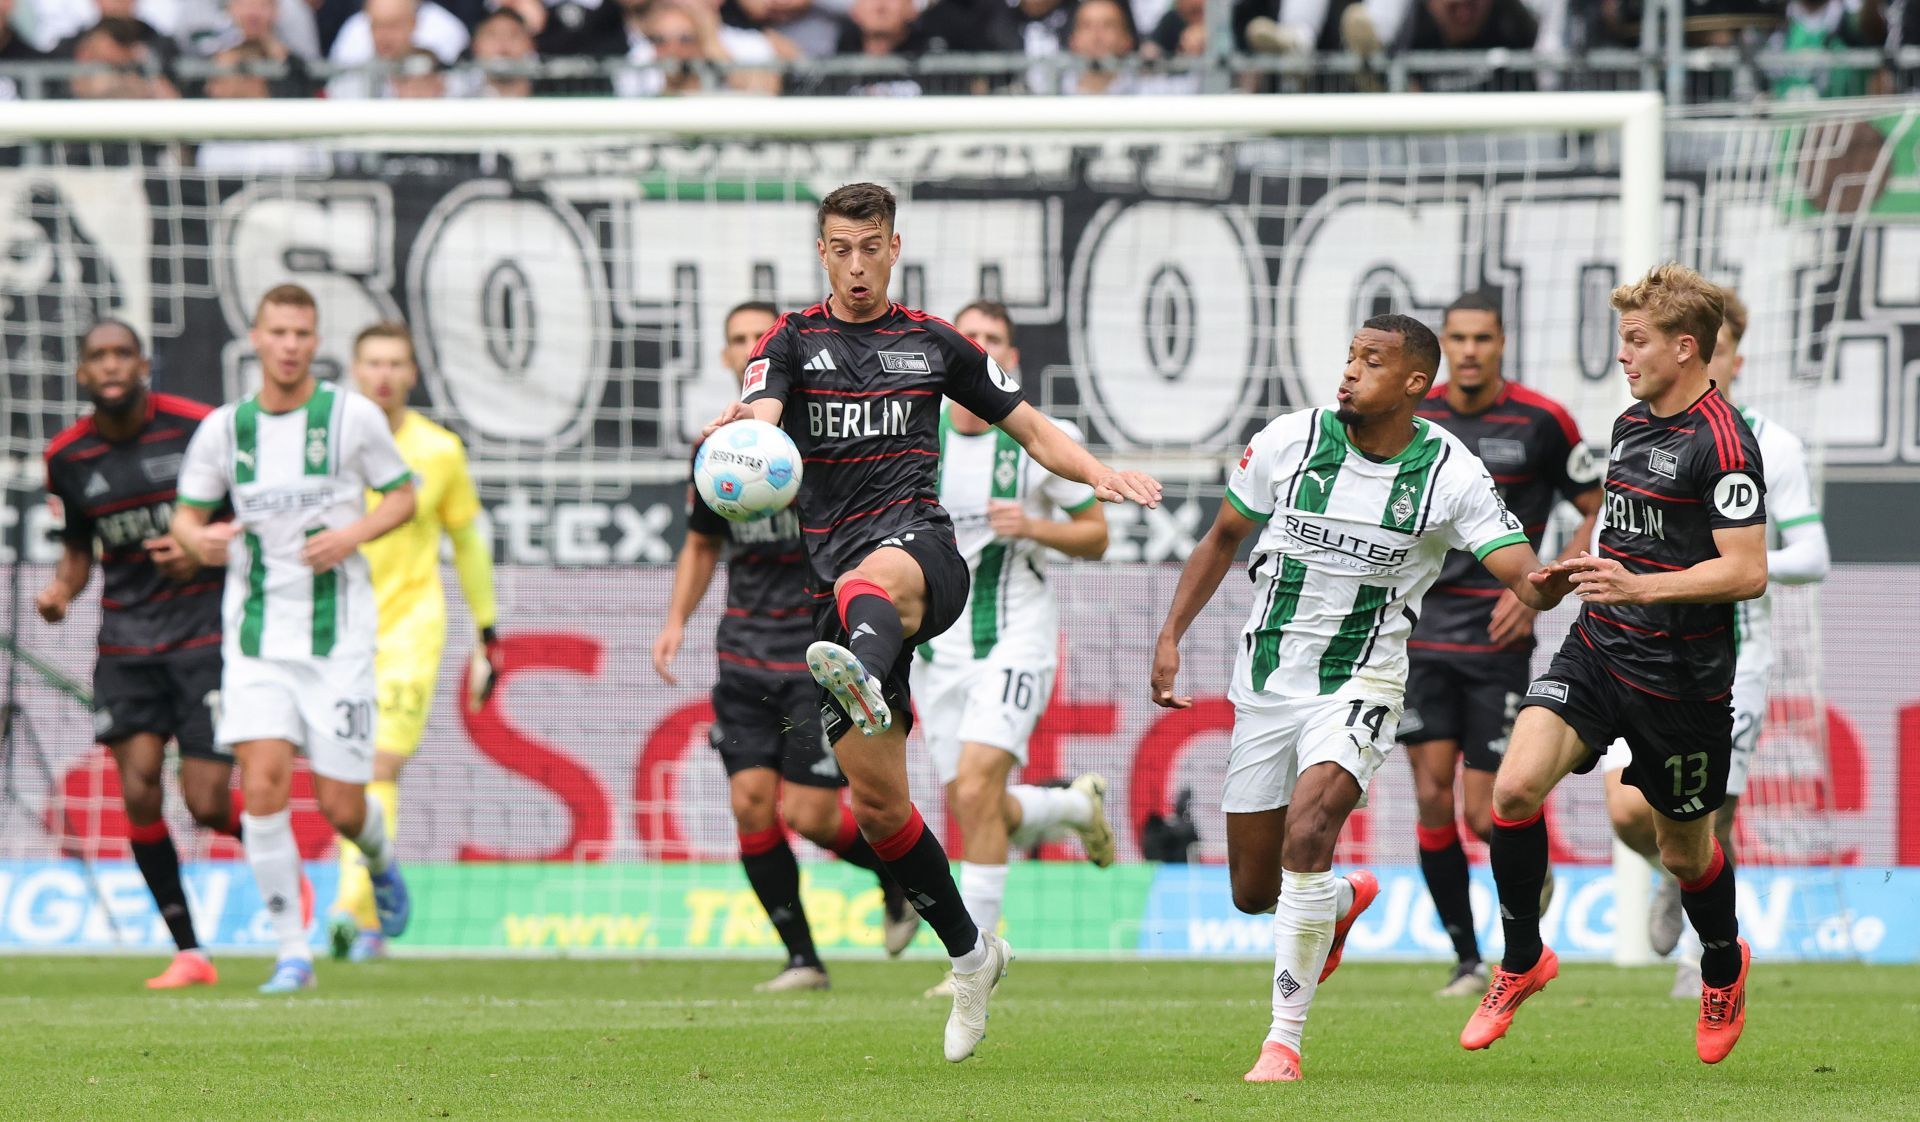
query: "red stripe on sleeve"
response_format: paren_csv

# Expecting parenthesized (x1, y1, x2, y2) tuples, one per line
(1507, 383, 1582, 446)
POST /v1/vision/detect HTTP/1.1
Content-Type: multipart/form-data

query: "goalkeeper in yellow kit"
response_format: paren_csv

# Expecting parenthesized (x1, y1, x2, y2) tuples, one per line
(329, 321, 502, 961)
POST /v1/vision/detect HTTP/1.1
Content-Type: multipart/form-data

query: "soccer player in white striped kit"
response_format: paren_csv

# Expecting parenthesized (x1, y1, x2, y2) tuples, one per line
(912, 300, 1118, 999)
(1152, 315, 1574, 1082)
(172, 284, 417, 993)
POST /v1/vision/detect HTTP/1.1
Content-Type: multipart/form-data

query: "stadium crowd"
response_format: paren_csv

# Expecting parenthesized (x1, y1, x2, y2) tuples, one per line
(0, 0, 1915, 101)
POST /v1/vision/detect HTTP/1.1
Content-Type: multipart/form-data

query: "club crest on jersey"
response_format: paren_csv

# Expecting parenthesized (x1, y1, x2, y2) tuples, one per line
(1648, 447, 1679, 479)
(878, 350, 931, 375)
(994, 447, 1020, 491)
(1390, 481, 1418, 526)
(743, 358, 769, 395)
(306, 426, 328, 468)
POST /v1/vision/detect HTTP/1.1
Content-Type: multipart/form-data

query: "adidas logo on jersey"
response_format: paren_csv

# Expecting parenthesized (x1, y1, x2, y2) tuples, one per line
(802, 349, 837, 372)
(84, 472, 111, 498)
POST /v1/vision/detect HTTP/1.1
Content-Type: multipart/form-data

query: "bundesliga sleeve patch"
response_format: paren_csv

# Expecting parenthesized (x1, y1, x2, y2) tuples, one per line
(987, 356, 1020, 392)
(743, 358, 769, 395)
(1712, 472, 1761, 519)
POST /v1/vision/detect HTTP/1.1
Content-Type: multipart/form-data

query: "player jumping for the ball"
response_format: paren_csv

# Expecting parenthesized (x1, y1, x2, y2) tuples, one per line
(656, 300, 919, 992)
(703, 183, 1160, 1063)
(1152, 314, 1574, 1084)
(1461, 264, 1767, 1064)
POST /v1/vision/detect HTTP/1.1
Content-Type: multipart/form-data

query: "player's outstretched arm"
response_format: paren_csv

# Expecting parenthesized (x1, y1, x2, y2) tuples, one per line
(303, 483, 417, 574)
(1479, 542, 1571, 613)
(35, 543, 93, 624)
(701, 398, 783, 440)
(652, 529, 724, 685)
(995, 402, 1160, 507)
(1152, 501, 1259, 709)
(1563, 523, 1768, 605)
(1768, 519, 1830, 586)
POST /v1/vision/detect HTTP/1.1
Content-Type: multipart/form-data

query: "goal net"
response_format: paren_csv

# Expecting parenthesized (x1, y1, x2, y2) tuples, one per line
(1, 96, 1909, 964)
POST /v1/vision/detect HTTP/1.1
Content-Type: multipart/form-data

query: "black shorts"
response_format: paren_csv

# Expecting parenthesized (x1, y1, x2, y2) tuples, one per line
(815, 523, 970, 746)
(1398, 652, 1529, 772)
(92, 646, 227, 762)
(709, 665, 844, 789)
(1520, 634, 1733, 822)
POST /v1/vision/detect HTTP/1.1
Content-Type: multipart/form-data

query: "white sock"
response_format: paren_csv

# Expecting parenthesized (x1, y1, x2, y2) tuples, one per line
(1336, 875, 1355, 922)
(960, 862, 1009, 938)
(1266, 869, 1338, 1053)
(951, 932, 989, 974)
(1007, 785, 1092, 848)
(242, 810, 310, 962)
(353, 792, 393, 875)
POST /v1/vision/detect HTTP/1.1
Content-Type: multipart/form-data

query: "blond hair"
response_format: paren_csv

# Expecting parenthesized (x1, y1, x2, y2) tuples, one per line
(1610, 263, 1723, 364)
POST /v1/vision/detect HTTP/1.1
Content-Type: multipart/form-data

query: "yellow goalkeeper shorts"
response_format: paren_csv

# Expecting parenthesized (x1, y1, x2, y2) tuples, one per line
(374, 641, 444, 759)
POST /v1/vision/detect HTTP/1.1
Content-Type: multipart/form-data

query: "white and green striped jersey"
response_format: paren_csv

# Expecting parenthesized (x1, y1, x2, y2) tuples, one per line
(1225, 408, 1528, 702)
(920, 407, 1098, 665)
(177, 383, 412, 663)
(1735, 406, 1822, 666)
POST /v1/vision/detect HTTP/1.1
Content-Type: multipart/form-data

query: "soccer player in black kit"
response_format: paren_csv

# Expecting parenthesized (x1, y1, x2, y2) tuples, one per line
(1461, 265, 1767, 1064)
(37, 321, 242, 990)
(654, 300, 918, 994)
(704, 183, 1160, 1063)
(1401, 293, 1602, 997)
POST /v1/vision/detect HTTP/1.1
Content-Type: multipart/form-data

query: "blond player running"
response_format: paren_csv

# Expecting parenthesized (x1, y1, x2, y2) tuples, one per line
(327, 321, 502, 962)
(172, 284, 417, 993)
(914, 300, 1117, 1000)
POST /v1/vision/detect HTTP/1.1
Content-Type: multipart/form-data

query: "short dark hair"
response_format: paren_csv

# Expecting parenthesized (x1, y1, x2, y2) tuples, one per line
(726, 301, 779, 324)
(954, 299, 1014, 343)
(83, 318, 145, 356)
(1443, 290, 1503, 330)
(476, 7, 529, 32)
(1362, 313, 1441, 379)
(817, 182, 897, 236)
(353, 320, 415, 362)
(255, 283, 317, 323)
(1715, 285, 1748, 346)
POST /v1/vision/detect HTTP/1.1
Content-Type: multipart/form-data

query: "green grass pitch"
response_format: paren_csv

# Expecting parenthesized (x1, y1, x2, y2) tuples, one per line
(4, 956, 1915, 1120)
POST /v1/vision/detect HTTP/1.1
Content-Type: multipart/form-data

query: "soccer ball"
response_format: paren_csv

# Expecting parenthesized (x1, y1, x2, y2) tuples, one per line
(693, 419, 802, 522)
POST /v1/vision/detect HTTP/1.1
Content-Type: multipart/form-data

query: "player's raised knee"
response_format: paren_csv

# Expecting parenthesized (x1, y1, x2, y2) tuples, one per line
(1231, 884, 1279, 915)
(1490, 775, 1547, 824)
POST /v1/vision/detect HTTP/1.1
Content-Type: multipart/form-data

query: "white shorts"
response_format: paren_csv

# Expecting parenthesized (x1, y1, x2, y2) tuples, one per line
(911, 651, 1055, 785)
(1222, 691, 1401, 814)
(1602, 660, 1766, 798)
(216, 653, 377, 783)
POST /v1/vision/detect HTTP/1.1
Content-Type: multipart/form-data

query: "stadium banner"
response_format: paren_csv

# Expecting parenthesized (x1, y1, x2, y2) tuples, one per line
(1140, 866, 1916, 964)
(4, 108, 1920, 566)
(0, 858, 1912, 963)
(7, 565, 1918, 874)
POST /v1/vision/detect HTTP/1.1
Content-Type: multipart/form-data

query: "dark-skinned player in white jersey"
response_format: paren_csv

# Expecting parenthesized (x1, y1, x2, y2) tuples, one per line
(703, 183, 1160, 1063)
(1461, 264, 1768, 1064)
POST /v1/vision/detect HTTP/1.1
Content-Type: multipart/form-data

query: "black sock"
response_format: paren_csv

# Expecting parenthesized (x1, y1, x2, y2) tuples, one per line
(838, 581, 905, 680)
(871, 808, 978, 957)
(1490, 810, 1549, 974)
(129, 826, 198, 953)
(1682, 841, 1742, 987)
(739, 828, 820, 970)
(1417, 827, 1481, 966)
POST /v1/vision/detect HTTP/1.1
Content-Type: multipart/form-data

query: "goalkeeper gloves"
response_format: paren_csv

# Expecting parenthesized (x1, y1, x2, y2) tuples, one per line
(467, 626, 503, 713)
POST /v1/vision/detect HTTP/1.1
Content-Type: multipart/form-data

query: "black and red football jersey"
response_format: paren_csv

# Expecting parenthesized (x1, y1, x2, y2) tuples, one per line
(44, 393, 223, 656)
(740, 300, 1024, 592)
